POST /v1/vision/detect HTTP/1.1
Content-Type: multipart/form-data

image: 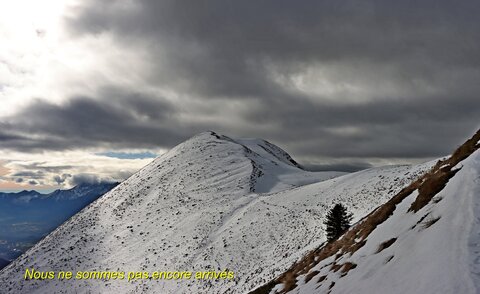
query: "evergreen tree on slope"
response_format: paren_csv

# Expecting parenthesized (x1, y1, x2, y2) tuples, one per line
(324, 203, 353, 242)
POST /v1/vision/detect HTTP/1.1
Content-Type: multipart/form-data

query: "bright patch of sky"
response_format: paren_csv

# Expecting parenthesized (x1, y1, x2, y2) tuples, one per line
(97, 151, 157, 160)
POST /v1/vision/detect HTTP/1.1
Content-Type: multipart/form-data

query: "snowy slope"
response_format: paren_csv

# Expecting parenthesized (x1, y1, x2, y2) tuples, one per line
(234, 137, 345, 193)
(0, 132, 432, 294)
(253, 130, 480, 294)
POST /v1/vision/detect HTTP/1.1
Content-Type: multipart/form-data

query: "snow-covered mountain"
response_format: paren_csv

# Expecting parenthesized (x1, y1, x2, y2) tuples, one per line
(0, 182, 118, 203)
(44, 182, 119, 201)
(0, 132, 433, 293)
(251, 129, 480, 294)
(0, 190, 42, 203)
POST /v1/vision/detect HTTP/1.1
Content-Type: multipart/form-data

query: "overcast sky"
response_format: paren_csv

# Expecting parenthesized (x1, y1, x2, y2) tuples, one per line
(1, 0, 479, 191)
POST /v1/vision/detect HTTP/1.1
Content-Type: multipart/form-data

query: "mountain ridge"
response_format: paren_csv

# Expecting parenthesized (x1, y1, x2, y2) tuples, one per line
(0, 182, 119, 202)
(0, 131, 434, 293)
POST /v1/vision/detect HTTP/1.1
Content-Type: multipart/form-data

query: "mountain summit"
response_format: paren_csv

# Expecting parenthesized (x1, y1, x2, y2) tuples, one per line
(0, 132, 434, 293)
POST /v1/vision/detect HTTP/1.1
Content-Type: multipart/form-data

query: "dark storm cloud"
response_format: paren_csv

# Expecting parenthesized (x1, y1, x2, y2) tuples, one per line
(11, 171, 44, 179)
(66, 0, 480, 97)
(0, 91, 210, 151)
(69, 174, 100, 185)
(53, 174, 72, 185)
(246, 94, 480, 158)
(3, 0, 480, 166)
(59, 0, 480, 161)
(68, 173, 115, 186)
(15, 163, 74, 173)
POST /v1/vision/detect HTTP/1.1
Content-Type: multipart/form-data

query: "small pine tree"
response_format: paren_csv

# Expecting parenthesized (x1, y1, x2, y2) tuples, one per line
(324, 203, 353, 242)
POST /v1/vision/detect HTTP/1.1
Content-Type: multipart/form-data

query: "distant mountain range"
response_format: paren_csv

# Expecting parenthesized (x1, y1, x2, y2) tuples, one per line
(0, 182, 118, 269)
